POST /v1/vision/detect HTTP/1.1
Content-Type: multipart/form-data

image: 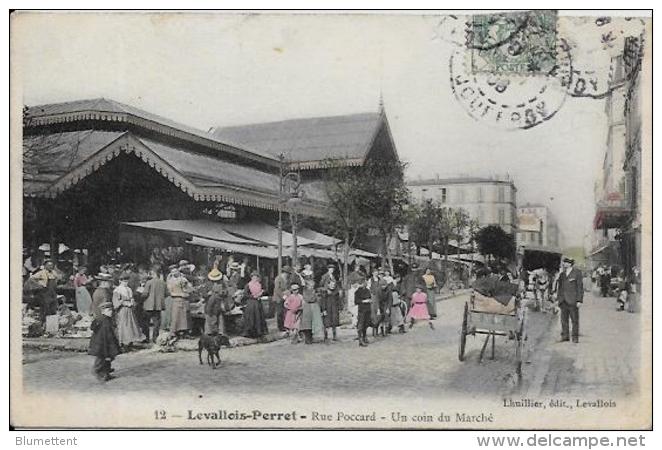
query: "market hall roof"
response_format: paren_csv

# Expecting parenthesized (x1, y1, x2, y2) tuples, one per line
(25, 98, 279, 167)
(22, 99, 333, 215)
(209, 109, 398, 169)
(23, 128, 328, 215)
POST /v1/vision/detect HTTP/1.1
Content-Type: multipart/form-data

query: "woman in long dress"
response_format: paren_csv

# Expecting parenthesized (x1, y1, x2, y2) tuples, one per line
(73, 266, 93, 315)
(299, 270, 325, 344)
(167, 268, 192, 337)
(112, 274, 146, 348)
(422, 268, 438, 319)
(242, 273, 269, 339)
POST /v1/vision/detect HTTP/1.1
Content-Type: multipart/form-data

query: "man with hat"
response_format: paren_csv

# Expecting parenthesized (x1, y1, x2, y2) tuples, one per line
(31, 260, 60, 323)
(88, 301, 120, 382)
(273, 266, 291, 332)
(204, 265, 229, 335)
(141, 266, 168, 343)
(91, 273, 114, 321)
(320, 264, 337, 290)
(227, 262, 242, 297)
(555, 257, 584, 343)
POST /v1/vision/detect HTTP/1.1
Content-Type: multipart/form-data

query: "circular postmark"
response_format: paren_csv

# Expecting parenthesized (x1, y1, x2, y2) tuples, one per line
(449, 38, 573, 130)
(556, 16, 647, 99)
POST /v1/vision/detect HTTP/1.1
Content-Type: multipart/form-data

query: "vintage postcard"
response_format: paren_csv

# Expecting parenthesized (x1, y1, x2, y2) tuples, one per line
(9, 10, 652, 429)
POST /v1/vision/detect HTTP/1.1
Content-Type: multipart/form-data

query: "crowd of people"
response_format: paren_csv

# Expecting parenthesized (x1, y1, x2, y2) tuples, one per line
(592, 264, 641, 312)
(23, 246, 456, 381)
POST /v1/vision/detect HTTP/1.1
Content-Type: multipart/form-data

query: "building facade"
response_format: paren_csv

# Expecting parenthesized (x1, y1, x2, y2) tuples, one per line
(621, 35, 644, 274)
(588, 37, 643, 272)
(407, 176, 518, 234)
(515, 203, 561, 249)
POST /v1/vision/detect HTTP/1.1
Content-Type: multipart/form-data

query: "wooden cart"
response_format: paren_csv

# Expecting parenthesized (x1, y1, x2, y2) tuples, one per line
(458, 290, 527, 376)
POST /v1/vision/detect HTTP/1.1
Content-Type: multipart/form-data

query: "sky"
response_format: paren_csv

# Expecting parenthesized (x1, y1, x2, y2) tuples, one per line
(11, 11, 649, 247)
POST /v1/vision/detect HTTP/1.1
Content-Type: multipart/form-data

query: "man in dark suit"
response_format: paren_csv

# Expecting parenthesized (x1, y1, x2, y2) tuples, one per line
(556, 257, 584, 343)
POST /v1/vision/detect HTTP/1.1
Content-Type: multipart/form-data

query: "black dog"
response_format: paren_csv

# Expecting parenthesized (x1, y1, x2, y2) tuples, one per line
(198, 333, 231, 369)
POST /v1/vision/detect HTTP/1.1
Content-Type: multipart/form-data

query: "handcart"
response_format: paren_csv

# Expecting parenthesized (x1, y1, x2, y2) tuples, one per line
(458, 289, 527, 376)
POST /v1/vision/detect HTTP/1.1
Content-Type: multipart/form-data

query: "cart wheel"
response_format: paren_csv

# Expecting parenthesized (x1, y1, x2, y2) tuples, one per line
(458, 302, 468, 362)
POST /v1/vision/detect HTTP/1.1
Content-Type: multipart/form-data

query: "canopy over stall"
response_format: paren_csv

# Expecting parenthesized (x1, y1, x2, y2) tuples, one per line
(297, 228, 342, 248)
(219, 221, 317, 247)
(122, 219, 260, 245)
(187, 236, 279, 259)
(121, 219, 375, 261)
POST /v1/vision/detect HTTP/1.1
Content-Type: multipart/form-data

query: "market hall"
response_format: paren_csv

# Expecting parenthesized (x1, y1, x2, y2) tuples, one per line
(23, 97, 398, 269)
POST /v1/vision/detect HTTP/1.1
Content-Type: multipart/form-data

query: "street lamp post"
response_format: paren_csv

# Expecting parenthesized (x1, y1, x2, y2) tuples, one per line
(290, 205, 299, 264)
(277, 154, 285, 275)
(277, 153, 304, 270)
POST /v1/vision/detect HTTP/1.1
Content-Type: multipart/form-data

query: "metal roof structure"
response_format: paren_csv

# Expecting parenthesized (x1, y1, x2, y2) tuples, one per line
(26, 98, 278, 164)
(209, 110, 397, 169)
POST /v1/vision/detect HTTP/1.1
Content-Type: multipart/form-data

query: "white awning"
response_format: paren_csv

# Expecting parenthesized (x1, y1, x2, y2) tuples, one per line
(186, 237, 279, 259)
(122, 219, 259, 244)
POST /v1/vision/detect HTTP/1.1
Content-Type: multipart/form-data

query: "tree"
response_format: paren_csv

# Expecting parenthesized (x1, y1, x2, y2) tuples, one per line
(321, 157, 410, 285)
(408, 199, 444, 259)
(475, 225, 516, 262)
(320, 160, 370, 291)
(359, 158, 411, 269)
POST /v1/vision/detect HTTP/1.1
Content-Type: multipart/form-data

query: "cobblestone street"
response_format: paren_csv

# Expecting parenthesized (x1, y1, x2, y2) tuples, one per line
(21, 293, 544, 399)
(21, 291, 641, 401)
(524, 289, 643, 398)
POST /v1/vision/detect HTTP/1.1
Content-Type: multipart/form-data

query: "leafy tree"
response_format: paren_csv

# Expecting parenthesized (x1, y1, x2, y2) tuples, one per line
(320, 160, 370, 290)
(408, 199, 444, 259)
(475, 225, 516, 262)
(360, 158, 411, 269)
(321, 157, 410, 285)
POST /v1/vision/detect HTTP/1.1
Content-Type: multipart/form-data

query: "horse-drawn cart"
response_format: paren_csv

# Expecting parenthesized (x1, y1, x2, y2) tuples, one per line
(458, 288, 527, 376)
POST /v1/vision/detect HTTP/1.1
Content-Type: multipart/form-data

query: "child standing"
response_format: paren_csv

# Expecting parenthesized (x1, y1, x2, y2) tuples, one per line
(390, 288, 406, 334)
(88, 302, 120, 382)
(284, 284, 303, 343)
(354, 280, 372, 347)
(406, 286, 434, 330)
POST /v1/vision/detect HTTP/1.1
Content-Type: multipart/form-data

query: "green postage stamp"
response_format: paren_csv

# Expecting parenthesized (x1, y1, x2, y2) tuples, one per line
(469, 10, 558, 75)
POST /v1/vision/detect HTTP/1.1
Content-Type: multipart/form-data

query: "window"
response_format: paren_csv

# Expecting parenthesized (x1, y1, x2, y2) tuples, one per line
(440, 187, 447, 203)
(476, 187, 483, 202)
(498, 208, 505, 226)
(498, 186, 505, 202)
(477, 206, 484, 223)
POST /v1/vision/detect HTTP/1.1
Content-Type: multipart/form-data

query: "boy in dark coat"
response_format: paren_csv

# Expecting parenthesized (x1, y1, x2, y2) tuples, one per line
(354, 280, 372, 347)
(88, 302, 120, 382)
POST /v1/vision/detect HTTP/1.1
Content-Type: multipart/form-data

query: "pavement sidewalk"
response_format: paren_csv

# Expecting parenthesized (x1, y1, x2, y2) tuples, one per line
(520, 291, 642, 397)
